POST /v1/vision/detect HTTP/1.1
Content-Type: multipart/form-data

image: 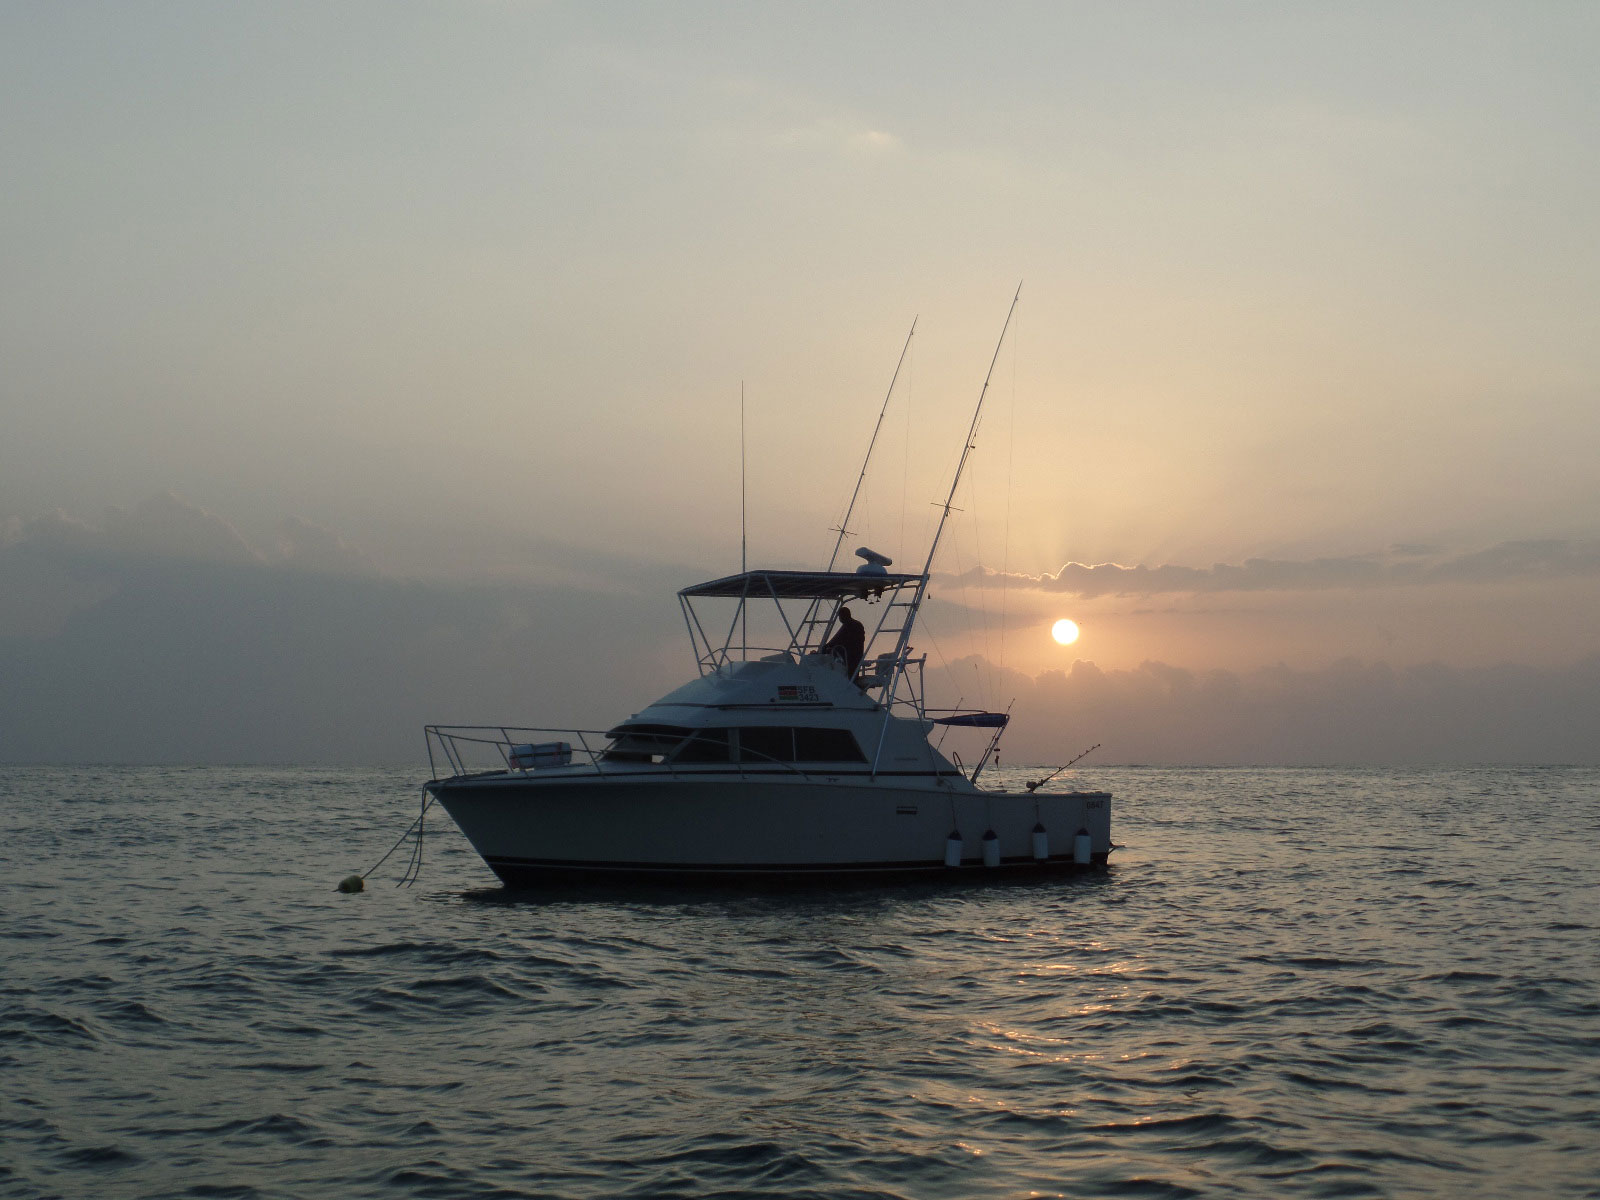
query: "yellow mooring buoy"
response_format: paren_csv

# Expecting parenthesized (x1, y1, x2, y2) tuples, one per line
(336, 875, 365, 893)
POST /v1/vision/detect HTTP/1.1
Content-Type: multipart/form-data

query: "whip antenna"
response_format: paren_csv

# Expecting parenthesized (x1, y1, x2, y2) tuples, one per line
(826, 317, 917, 571)
(741, 382, 748, 658)
(740, 381, 747, 575)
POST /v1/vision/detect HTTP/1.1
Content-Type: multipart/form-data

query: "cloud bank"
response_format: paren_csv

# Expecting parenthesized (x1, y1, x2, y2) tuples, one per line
(958, 541, 1600, 597)
(4, 495, 1596, 766)
(931, 655, 1600, 767)
(1, 492, 375, 575)
(0, 494, 683, 764)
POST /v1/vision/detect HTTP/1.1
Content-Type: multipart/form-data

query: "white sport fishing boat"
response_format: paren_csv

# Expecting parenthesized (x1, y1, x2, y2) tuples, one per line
(424, 295, 1111, 885)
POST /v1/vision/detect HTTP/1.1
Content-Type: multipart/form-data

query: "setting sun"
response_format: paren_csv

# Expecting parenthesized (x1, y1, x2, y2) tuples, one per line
(1051, 618, 1080, 646)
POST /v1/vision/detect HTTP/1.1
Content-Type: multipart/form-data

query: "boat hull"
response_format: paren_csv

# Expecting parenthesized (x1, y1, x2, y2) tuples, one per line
(427, 771, 1112, 885)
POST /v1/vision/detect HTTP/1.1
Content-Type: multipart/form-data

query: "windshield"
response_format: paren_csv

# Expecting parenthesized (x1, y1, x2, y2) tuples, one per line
(600, 724, 692, 764)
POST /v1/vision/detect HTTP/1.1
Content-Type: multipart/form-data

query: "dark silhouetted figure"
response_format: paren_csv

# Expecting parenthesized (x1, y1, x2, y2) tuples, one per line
(822, 606, 866, 677)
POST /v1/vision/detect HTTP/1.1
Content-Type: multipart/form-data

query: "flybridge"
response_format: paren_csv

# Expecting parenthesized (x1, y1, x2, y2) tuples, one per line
(676, 561, 927, 699)
(679, 284, 1023, 725)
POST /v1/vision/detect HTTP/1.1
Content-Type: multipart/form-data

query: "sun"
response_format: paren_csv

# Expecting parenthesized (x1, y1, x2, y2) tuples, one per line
(1051, 618, 1080, 646)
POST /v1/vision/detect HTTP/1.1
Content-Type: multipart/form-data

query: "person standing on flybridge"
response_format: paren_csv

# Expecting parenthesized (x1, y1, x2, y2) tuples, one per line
(822, 606, 866, 677)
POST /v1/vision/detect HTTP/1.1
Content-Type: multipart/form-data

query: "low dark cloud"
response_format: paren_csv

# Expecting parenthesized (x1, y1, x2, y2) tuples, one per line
(955, 540, 1600, 597)
(0, 495, 687, 764)
(929, 654, 1600, 766)
(0, 492, 373, 575)
(4, 496, 1598, 766)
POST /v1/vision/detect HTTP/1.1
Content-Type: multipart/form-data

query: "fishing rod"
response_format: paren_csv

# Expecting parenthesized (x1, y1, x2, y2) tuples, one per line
(1025, 742, 1101, 792)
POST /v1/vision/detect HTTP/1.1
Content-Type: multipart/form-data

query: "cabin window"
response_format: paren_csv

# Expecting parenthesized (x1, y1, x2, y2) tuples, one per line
(794, 727, 866, 763)
(601, 724, 691, 764)
(737, 727, 793, 764)
(735, 727, 866, 764)
(672, 728, 731, 763)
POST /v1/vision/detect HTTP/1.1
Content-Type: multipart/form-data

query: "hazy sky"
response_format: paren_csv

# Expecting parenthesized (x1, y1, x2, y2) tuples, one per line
(3, 2, 1598, 764)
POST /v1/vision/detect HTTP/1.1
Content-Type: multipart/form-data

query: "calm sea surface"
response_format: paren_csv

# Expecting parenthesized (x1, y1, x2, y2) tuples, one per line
(2, 765, 1597, 1199)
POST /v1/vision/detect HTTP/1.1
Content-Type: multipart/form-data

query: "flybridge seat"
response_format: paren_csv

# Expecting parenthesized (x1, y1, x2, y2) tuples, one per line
(678, 569, 923, 600)
(854, 651, 899, 688)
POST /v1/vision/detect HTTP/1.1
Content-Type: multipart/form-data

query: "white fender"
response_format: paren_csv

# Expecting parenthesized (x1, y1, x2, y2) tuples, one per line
(1073, 827, 1092, 865)
(944, 830, 963, 868)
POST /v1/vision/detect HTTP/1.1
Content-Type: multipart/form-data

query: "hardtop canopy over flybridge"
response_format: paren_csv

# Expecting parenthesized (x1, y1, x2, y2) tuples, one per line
(678, 566, 923, 601)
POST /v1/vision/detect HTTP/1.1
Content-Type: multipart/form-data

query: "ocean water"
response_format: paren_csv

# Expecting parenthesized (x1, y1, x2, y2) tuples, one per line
(2, 764, 1597, 1200)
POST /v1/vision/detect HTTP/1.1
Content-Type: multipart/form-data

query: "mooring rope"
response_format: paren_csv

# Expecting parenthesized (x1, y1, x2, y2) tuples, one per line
(353, 786, 435, 888)
(397, 786, 429, 888)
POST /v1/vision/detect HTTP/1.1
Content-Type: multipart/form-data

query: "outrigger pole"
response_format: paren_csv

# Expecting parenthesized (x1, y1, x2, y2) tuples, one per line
(870, 283, 1022, 775)
(894, 281, 1022, 663)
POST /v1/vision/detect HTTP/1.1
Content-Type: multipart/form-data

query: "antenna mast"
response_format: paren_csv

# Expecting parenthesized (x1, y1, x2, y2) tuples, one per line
(825, 318, 917, 571)
(740, 382, 748, 659)
(740, 381, 747, 575)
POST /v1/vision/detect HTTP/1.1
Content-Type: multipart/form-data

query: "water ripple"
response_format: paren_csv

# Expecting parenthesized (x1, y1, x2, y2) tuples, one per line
(2, 764, 1598, 1198)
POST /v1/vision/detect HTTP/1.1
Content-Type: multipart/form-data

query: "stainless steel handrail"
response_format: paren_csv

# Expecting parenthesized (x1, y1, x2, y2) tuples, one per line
(424, 724, 856, 783)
